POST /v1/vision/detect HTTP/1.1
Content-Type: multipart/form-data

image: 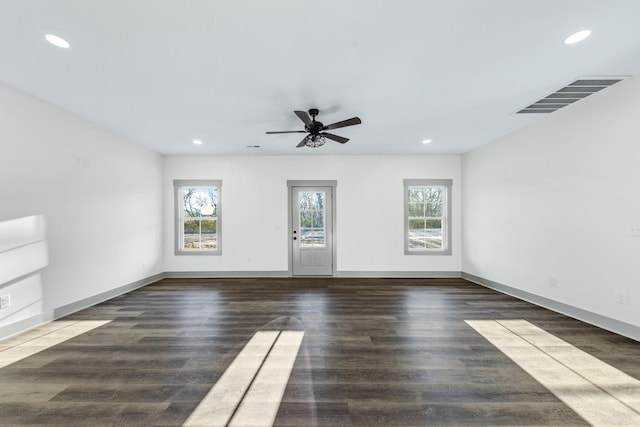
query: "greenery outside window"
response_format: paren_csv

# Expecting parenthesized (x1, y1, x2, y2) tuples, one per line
(404, 179, 452, 255)
(174, 180, 222, 255)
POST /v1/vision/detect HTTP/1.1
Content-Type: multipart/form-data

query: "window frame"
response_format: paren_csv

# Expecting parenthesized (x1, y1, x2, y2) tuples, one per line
(174, 179, 222, 256)
(403, 179, 452, 255)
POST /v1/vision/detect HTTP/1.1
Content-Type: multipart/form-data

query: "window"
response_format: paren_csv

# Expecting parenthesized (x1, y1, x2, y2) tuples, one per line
(174, 180, 221, 255)
(404, 179, 452, 255)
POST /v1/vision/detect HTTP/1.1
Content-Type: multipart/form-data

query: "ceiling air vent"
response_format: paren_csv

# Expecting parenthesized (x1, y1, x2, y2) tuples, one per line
(517, 78, 626, 114)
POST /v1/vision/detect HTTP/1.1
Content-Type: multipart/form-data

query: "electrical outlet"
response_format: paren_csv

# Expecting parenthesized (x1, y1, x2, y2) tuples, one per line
(628, 226, 640, 237)
(615, 290, 628, 305)
(0, 295, 10, 309)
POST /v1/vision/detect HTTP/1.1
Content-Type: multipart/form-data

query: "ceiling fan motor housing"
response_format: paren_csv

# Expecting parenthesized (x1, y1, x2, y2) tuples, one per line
(307, 121, 324, 134)
(306, 108, 323, 134)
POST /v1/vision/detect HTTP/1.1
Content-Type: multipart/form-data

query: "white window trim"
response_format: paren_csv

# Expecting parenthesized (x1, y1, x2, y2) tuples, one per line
(174, 179, 222, 256)
(404, 179, 452, 256)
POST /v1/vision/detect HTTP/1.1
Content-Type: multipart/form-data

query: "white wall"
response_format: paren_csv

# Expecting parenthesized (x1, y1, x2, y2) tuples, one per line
(164, 155, 461, 274)
(462, 76, 640, 328)
(0, 83, 164, 333)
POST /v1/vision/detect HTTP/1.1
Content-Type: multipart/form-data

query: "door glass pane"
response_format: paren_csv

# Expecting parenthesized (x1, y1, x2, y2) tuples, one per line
(300, 228, 325, 246)
(312, 193, 324, 210)
(299, 191, 326, 247)
(300, 212, 313, 227)
(313, 212, 324, 228)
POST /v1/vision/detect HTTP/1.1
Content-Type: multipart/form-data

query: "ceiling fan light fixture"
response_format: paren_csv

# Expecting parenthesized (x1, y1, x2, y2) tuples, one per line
(565, 30, 591, 45)
(45, 34, 70, 48)
(306, 134, 326, 148)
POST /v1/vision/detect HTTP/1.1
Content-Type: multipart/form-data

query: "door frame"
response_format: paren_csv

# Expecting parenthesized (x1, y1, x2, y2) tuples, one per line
(287, 180, 337, 277)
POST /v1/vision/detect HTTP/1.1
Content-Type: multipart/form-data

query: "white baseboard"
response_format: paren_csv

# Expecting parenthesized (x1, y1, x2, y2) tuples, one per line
(336, 270, 462, 278)
(462, 272, 640, 342)
(164, 271, 289, 278)
(0, 311, 53, 341)
(52, 273, 164, 319)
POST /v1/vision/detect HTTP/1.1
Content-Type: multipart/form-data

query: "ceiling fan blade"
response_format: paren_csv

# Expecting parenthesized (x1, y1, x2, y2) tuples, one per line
(294, 110, 312, 125)
(321, 132, 349, 144)
(322, 116, 362, 130)
(265, 130, 307, 134)
(296, 135, 309, 148)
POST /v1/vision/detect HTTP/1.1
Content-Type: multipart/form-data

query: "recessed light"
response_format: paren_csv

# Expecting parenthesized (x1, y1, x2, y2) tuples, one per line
(564, 30, 591, 45)
(422, 139, 432, 144)
(45, 34, 70, 49)
(193, 139, 203, 145)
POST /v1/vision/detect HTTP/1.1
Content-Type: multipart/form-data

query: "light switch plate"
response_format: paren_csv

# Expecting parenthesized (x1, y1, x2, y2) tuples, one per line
(0, 295, 10, 309)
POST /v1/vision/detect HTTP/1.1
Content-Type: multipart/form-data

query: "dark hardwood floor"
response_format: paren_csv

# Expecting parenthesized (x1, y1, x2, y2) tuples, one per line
(1, 277, 639, 426)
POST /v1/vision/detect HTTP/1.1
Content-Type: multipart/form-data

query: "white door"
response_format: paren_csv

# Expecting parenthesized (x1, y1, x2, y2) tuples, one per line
(291, 186, 333, 276)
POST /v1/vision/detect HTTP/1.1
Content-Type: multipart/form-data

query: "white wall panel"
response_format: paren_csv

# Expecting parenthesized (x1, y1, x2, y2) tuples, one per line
(0, 83, 164, 330)
(163, 155, 462, 273)
(462, 76, 640, 327)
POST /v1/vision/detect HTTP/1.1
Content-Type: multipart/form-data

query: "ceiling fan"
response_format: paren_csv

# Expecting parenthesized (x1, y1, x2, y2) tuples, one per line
(266, 108, 362, 148)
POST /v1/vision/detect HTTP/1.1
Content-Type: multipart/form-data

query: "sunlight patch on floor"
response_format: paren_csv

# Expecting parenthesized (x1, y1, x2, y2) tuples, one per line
(183, 330, 304, 427)
(466, 319, 640, 426)
(0, 320, 112, 369)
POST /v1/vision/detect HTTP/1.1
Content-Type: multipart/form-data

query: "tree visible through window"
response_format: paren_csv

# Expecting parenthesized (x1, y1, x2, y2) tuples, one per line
(174, 180, 222, 255)
(404, 179, 452, 255)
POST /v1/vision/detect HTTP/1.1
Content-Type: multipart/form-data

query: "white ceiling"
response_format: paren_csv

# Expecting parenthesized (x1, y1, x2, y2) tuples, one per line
(2, 0, 640, 156)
